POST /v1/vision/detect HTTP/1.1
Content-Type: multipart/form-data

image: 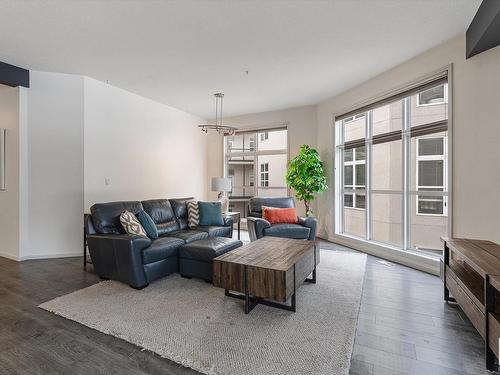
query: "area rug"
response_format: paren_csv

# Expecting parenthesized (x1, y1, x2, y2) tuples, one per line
(39, 250, 366, 375)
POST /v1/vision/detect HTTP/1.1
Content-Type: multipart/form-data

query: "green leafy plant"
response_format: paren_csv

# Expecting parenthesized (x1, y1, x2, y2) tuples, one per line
(285, 144, 328, 216)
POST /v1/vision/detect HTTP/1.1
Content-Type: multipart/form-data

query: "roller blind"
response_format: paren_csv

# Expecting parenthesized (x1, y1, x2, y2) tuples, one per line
(233, 125, 287, 135)
(335, 71, 448, 122)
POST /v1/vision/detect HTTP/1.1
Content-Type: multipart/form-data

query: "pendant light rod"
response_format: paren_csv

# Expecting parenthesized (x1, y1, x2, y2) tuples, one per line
(198, 92, 237, 136)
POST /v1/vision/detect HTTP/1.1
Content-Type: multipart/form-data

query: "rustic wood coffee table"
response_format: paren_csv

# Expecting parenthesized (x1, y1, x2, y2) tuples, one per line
(213, 237, 319, 314)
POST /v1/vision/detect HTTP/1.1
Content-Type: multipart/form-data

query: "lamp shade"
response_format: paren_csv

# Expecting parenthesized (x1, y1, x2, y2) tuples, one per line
(211, 177, 232, 192)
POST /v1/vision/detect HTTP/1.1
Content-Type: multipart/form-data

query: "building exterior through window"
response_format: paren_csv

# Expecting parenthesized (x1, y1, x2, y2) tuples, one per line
(224, 128, 288, 217)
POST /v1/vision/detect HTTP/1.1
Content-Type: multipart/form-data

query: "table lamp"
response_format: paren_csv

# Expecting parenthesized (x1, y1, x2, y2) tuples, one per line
(211, 177, 232, 213)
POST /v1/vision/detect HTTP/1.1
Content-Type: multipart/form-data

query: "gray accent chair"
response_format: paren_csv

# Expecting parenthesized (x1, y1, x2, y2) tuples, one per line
(246, 197, 317, 242)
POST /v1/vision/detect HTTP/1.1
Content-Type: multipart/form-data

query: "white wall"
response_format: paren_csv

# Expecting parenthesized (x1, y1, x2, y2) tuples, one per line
(84, 77, 207, 211)
(316, 35, 500, 244)
(0, 85, 20, 260)
(0, 72, 209, 261)
(24, 71, 84, 259)
(206, 105, 317, 216)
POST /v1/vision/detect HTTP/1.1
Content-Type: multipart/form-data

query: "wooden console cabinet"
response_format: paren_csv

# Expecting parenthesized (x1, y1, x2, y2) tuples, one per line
(441, 238, 500, 371)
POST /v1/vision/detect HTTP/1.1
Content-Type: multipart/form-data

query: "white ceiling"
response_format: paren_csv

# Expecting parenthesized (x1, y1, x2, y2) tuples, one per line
(0, 0, 481, 118)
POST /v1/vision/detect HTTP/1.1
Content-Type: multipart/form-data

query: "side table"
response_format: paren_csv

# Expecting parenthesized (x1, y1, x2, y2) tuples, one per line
(83, 213, 92, 270)
(224, 211, 241, 240)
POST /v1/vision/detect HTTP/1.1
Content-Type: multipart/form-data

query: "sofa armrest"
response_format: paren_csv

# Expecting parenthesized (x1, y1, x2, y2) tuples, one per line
(247, 217, 271, 242)
(298, 216, 318, 240)
(247, 212, 263, 218)
(223, 215, 234, 227)
(87, 234, 152, 288)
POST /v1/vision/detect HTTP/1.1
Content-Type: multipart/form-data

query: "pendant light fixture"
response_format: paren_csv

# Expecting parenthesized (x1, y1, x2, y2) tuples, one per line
(198, 93, 237, 136)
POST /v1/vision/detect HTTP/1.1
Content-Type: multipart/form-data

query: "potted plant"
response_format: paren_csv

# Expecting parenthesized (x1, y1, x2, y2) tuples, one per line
(285, 144, 328, 216)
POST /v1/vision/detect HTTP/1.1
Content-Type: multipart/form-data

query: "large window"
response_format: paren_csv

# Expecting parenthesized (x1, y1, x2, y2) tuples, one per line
(225, 128, 288, 217)
(335, 77, 449, 256)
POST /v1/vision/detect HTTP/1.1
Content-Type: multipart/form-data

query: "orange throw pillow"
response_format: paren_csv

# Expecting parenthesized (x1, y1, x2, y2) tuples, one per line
(262, 207, 298, 224)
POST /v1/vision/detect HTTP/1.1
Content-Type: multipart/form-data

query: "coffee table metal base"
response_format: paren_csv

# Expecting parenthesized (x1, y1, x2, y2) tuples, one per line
(305, 268, 317, 284)
(224, 267, 316, 314)
(225, 290, 296, 314)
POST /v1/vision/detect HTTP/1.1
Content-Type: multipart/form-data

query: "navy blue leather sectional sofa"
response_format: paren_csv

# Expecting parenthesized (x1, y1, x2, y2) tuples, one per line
(86, 198, 235, 289)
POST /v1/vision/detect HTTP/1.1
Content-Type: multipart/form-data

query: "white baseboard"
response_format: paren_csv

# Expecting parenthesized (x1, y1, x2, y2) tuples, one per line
(0, 251, 82, 262)
(318, 235, 440, 276)
(0, 251, 21, 261)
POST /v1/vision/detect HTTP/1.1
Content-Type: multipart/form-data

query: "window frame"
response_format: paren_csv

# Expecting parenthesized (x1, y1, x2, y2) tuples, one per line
(416, 84, 448, 107)
(260, 131, 269, 141)
(343, 146, 366, 210)
(415, 136, 448, 217)
(260, 162, 269, 187)
(343, 113, 366, 123)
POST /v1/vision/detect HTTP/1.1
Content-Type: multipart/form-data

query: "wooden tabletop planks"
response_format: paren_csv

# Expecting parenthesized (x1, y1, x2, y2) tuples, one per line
(214, 237, 316, 271)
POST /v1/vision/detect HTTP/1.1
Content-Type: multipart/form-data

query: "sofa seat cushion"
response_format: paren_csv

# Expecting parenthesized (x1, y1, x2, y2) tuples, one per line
(263, 223, 310, 239)
(198, 225, 232, 238)
(167, 230, 209, 243)
(142, 237, 184, 264)
(179, 237, 243, 262)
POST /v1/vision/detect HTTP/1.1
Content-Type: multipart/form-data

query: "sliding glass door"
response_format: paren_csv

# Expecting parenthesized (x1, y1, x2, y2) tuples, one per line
(335, 79, 449, 258)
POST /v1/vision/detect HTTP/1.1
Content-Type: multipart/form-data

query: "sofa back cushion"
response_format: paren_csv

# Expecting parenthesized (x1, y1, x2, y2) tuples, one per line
(169, 198, 194, 230)
(248, 197, 295, 217)
(90, 201, 144, 234)
(142, 199, 180, 236)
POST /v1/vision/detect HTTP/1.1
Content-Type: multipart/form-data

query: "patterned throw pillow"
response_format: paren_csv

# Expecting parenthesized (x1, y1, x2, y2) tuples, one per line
(187, 200, 200, 228)
(120, 210, 147, 237)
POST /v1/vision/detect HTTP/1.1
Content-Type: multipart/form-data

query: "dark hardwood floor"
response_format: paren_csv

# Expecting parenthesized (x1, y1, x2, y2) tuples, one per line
(0, 240, 491, 375)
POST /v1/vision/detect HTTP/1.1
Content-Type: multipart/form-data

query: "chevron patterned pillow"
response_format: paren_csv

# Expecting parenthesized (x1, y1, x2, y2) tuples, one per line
(120, 210, 147, 237)
(187, 200, 200, 228)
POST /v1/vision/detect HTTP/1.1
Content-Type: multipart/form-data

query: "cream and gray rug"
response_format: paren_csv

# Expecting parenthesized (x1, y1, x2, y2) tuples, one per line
(40, 250, 366, 375)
